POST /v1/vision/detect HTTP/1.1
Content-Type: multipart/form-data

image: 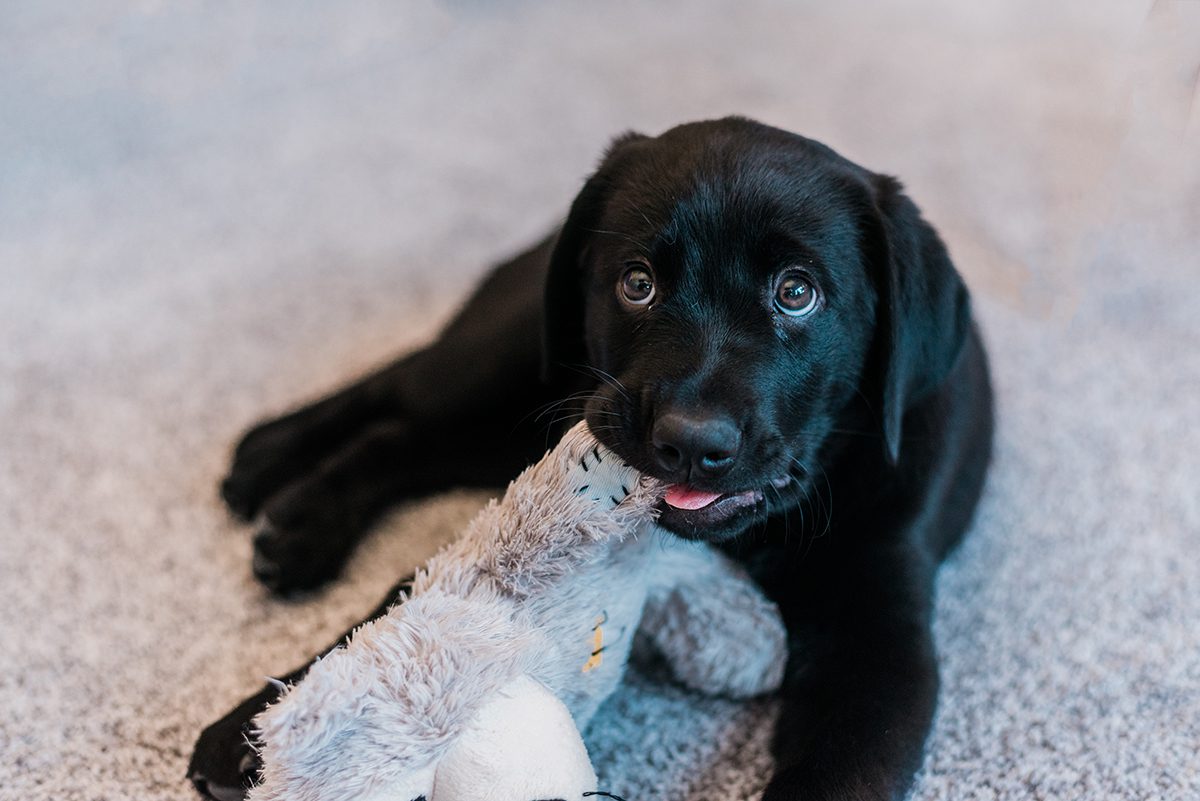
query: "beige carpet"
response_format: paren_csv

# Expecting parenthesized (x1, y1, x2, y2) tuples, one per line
(2, 1, 1198, 799)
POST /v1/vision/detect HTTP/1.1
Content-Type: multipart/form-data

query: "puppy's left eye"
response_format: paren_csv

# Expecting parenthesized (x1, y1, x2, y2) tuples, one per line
(774, 271, 820, 317)
(618, 262, 656, 307)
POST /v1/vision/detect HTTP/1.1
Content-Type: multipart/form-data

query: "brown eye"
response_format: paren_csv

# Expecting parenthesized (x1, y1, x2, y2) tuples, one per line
(774, 271, 819, 317)
(619, 264, 656, 307)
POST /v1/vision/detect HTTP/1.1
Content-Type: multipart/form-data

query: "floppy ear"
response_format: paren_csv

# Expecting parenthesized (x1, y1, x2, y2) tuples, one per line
(867, 174, 971, 465)
(541, 131, 648, 386)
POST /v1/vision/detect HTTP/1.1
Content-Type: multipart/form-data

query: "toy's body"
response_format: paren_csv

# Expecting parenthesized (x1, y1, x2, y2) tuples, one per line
(250, 422, 786, 801)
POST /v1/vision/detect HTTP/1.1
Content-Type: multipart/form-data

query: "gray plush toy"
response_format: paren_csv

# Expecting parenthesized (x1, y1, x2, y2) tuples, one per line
(248, 421, 786, 801)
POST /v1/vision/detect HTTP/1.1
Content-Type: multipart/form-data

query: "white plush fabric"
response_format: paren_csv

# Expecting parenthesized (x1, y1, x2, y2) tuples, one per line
(432, 676, 597, 801)
(2, 1, 1198, 800)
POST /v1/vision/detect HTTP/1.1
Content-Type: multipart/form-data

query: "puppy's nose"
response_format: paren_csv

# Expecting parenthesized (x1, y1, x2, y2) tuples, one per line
(651, 412, 741, 479)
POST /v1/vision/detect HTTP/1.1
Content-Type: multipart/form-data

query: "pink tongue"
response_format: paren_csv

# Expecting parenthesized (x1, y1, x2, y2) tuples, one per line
(664, 485, 724, 510)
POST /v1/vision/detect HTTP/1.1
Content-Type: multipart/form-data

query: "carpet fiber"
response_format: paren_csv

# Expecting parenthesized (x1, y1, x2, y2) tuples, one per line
(2, 1, 1198, 799)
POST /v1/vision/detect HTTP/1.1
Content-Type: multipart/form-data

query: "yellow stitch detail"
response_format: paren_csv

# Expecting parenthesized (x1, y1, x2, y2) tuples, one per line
(582, 613, 606, 673)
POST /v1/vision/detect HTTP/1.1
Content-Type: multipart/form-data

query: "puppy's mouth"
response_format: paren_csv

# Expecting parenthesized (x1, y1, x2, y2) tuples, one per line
(657, 476, 791, 538)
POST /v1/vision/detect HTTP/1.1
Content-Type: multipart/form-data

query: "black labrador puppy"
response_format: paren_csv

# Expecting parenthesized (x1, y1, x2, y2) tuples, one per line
(189, 117, 993, 801)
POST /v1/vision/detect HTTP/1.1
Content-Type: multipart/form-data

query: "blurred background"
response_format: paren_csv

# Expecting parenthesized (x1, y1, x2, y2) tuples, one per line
(1, 1, 1197, 799)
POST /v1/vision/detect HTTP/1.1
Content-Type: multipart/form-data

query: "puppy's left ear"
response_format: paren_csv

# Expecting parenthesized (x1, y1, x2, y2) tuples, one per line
(541, 132, 648, 386)
(867, 174, 972, 465)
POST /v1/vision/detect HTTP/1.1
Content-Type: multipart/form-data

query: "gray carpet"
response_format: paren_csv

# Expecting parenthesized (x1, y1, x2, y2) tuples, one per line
(2, 1, 1198, 799)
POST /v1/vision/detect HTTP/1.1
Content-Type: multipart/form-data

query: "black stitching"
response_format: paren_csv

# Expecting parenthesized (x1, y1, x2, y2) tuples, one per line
(593, 446, 602, 462)
(620, 484, 629, 495)
(580, 456, 589, 471)
(577, 484, 590, 493)
(610, 495, 620, 506)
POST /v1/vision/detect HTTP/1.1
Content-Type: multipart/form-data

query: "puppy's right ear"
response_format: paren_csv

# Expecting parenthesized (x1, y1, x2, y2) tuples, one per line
(541, 132, 648, 386)
(864, 174, 971, 465)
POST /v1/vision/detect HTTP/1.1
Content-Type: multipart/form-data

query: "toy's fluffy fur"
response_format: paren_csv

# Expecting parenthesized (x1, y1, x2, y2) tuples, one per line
(249, 423, 786, 801)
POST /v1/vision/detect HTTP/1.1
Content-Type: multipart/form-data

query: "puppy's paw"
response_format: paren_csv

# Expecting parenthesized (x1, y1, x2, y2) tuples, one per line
(188, 687, 274, 801)
(250, 488, 355, 595)
(221, 416, 325, 521)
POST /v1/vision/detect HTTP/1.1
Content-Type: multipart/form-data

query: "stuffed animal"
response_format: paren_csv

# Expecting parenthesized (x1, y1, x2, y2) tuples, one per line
(248, 421, 787, 801)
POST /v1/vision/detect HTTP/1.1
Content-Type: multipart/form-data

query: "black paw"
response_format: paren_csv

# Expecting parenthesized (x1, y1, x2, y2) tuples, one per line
(250, 488, 355, 594)
(220, 473, 265, 522)
(221, 416, 325, 521)
(188, 687, 275, 801)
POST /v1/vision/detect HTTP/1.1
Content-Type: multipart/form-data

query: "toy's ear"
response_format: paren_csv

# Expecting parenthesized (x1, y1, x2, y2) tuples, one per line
(864, 174, 971, 464)
(541, 131, 648, 387)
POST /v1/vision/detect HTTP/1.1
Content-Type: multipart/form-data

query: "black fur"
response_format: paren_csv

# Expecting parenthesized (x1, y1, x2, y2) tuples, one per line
(188, 117, 993, 801)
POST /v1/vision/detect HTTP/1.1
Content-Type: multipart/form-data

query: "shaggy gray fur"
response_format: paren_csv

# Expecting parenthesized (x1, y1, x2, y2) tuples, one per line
(2, 2, 1198, 800)
(249, 423, 785, 801)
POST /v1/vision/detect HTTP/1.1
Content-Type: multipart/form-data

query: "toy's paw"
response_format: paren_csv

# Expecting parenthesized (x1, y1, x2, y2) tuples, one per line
(557, 423, 641, 512)
(645, 580, 787, 698)
(573, 444, 636, 511)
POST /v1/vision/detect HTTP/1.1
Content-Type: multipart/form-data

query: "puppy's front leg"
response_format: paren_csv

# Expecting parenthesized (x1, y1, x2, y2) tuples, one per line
(224, 233, 563, 592)
(763, 546, 939, 801)
(251, 422, 559, 593)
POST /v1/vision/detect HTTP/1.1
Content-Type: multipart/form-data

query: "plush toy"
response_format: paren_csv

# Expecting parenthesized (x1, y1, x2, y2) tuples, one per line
(248, 421, 786, 801)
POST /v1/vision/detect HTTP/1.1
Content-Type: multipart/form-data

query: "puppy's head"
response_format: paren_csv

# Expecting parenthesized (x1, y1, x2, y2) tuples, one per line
(543, 117, 969, 542)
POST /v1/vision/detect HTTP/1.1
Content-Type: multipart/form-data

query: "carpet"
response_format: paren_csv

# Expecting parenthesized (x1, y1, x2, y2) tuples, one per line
(1, 1, 1197, 799)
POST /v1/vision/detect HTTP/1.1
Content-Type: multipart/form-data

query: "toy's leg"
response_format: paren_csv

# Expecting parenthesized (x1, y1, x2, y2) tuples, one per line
(219, 233, 571, 593)
(188, 573, 415, 801)
(638, 535, 787, 699)
(432, 676, 597, 801)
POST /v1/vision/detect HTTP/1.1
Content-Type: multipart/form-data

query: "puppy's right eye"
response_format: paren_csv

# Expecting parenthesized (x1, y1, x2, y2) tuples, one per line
(773, 270, 820, 317)
(618, 263, 656, 307)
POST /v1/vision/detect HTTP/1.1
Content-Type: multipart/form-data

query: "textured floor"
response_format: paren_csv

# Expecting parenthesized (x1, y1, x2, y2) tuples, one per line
(2, 1, 1198, 799)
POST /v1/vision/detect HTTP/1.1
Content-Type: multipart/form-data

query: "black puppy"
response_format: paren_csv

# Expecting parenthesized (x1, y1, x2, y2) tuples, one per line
(189, 117, 993, 801)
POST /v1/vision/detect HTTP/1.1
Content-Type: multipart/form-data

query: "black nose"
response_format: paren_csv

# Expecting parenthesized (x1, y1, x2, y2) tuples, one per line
(651, 411, 742, 479)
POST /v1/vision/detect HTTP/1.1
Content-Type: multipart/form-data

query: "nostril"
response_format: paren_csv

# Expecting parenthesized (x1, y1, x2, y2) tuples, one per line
(700, 451, 735, 471)
(655, 442, 684, 471)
